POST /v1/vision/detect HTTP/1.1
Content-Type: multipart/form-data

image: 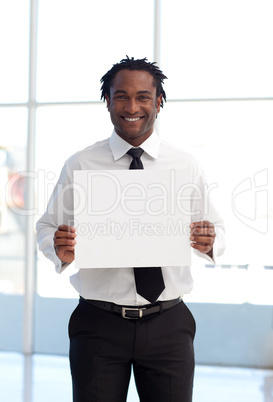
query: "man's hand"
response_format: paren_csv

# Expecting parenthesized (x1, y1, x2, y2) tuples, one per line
(54, 225, 77, 263)
(190, 221, 215, 258)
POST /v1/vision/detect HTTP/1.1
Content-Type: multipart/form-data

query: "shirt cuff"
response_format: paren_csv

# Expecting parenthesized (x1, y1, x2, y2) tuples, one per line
(193, 248, 215, 264)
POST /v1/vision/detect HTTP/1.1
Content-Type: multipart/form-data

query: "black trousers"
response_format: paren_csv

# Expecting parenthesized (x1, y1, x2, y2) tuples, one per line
(69, 298, 196, 402)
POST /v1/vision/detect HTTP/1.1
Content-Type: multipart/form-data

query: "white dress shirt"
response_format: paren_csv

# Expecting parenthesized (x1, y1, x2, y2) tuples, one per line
(36, 130, 225, 305)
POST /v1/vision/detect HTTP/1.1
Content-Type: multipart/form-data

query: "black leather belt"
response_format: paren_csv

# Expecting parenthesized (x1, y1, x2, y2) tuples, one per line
(80, 296, 182, 319)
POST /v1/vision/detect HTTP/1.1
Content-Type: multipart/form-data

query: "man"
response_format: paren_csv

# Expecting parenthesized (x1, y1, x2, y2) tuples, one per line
(36, 56, 225, 402)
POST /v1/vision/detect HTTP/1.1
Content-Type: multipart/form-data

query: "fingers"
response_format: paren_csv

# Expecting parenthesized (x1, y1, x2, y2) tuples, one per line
(54, 238, 76, 248)
(56, 224, 76, 235)
(54, 225, 76, 241)
(190, 221, 215, 231)
(54, 225, 77, 258)
(190, 221, 215, 254)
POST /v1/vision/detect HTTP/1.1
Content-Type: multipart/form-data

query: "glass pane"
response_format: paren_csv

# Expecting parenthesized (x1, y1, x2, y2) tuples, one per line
(161, 0, 273, 99)
(35, 104, 113, 297)
(0, 108, 27, 350)
(0, 0, 29, 103)
(159, 100, 273, 304)
(37, 0, 154, 102)
(0, 108, 28, 294)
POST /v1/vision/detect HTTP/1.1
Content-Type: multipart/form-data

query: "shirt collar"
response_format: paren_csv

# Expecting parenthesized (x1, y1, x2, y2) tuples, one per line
(109, 130, 160, 161)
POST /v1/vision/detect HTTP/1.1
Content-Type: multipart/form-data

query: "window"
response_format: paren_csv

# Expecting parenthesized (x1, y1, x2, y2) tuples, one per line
(35, 0, 155, 298)
(0, 108, 28, 295)
(159, 0, 273, 303)
(161, 0, 273, 99)
(0, 0, 272, 357)
(36, 0, 154, 102)
(0, 0, 29, 103)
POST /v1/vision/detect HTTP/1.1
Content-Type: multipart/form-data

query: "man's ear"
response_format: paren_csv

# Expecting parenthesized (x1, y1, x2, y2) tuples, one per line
(156, 94, 163, 113)
(105, 94, 110, 110)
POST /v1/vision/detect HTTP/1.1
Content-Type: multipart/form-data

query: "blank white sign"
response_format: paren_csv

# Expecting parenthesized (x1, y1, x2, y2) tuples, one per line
(74, 169, 191, 268)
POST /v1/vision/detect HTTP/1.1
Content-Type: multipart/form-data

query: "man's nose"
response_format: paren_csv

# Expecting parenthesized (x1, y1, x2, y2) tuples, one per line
(124, 99, 139, 114)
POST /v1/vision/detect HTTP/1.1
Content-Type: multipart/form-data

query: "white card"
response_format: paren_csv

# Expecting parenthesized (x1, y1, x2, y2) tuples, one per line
(73, 169, 192, 268)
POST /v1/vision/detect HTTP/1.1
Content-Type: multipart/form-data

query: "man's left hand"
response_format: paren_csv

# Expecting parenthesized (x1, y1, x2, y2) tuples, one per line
(190, 221, 216, 258)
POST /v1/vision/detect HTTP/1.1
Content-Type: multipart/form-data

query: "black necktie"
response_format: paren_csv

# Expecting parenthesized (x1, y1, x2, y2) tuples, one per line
(127, 147, 165, 303)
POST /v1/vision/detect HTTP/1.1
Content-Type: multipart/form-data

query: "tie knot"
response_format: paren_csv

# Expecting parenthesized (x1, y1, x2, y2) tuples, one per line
(127, 148, 144, 170)
(127, 147, 144, 159)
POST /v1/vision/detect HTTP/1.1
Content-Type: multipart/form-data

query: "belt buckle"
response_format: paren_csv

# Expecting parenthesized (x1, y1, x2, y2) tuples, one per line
(122, 307, 146, 319)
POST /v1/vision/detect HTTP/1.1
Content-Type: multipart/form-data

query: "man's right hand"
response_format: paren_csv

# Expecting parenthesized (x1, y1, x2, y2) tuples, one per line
(54, 225, 77, 263)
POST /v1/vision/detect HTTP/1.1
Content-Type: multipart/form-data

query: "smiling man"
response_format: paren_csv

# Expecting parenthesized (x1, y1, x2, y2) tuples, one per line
(36, 56, 225, 402)
(105, 69, 162, 146)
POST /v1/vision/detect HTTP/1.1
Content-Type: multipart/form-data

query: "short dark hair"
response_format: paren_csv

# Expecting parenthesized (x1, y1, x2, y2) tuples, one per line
(100, 56, 167, 108)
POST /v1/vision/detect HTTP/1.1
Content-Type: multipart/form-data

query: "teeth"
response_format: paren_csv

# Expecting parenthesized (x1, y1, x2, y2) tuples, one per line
(124, 117, 141, 122)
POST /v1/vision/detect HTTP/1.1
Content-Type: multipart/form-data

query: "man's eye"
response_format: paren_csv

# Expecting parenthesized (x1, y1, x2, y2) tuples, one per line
(138, 96, 149, 101)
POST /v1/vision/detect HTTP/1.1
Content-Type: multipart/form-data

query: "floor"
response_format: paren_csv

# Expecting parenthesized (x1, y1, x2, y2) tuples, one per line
(1, 352, 273, 402)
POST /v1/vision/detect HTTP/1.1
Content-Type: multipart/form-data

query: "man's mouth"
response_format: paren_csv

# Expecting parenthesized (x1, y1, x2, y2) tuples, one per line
(122, 117, 143, 122)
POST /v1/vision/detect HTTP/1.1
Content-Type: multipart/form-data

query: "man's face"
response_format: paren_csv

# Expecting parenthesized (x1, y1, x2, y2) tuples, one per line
(105, 69, 163, 147)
